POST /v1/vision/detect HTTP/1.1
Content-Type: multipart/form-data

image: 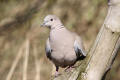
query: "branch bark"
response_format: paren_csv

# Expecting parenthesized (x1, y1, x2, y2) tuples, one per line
(52, 0, 120, 80)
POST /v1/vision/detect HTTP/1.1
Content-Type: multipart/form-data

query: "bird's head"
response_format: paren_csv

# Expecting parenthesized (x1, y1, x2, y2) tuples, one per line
(41, 15, 62, 29)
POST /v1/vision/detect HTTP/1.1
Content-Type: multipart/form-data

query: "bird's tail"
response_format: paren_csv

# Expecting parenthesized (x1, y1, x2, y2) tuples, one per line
(76, 49, 87, 61)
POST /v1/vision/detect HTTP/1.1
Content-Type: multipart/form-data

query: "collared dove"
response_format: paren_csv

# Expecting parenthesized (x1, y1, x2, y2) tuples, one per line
(41, 15, 86, 76)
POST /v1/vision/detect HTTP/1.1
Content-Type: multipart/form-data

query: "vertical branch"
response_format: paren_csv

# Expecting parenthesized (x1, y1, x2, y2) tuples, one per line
(33, 45, 41, 80)
(23, 40, 30, 80)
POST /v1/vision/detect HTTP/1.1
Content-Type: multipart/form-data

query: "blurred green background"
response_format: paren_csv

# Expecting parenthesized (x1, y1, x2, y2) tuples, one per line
(0, 0, 119, 80)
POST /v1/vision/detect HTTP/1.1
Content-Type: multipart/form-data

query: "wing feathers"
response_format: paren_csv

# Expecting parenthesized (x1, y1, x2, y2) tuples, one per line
(45, 38, 52, 60)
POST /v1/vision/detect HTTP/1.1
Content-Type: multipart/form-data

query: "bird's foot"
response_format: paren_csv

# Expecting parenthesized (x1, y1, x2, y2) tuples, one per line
(64, 66, 73, 72)
(54, 71, 61, 77)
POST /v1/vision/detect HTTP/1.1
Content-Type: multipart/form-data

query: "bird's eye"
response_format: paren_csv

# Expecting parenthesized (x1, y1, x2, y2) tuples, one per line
(50, 19, 53, 21)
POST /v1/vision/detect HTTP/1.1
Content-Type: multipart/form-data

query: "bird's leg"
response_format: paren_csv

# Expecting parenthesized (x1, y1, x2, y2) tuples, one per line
(64, 64, 78, 72)
(55, 66, 60, 77)
(65, 66, 73, 72)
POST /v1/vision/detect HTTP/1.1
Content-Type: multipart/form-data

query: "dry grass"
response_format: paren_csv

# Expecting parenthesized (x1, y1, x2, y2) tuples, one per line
(6, 42, 25, 80)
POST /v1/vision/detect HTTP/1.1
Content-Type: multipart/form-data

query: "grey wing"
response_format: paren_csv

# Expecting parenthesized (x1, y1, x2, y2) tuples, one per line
(74, 35, 86, 60)
(45, 38, 52, 60)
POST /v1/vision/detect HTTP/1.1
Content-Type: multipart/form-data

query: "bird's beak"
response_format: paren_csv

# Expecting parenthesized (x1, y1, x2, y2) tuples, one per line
(41, 22, 45, 27)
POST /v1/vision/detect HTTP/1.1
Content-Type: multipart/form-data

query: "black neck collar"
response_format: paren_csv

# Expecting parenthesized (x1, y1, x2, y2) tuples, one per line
(51, 24, 64, 30)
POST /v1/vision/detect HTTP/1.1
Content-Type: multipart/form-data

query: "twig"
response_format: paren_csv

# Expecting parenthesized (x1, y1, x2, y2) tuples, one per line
(23, 40, 30, 80)
(33, 45, 40, 80)
(6, 42, 25, 80)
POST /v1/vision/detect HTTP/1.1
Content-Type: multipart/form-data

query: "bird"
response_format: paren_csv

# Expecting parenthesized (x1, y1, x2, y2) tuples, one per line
(41, 15, 86, 76)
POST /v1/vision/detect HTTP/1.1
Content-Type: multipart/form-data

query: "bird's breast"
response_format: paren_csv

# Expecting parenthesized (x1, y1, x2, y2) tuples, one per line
(49, 29, 76, 55)
(49, 29, 77, 67)
(50, 29, 74, 50)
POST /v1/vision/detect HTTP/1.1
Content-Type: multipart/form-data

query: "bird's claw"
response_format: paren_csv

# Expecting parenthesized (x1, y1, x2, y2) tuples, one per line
(54, 71, 61, 77)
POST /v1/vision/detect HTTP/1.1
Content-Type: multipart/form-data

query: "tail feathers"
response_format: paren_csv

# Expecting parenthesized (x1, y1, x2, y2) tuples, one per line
(76, 49, 87, 61)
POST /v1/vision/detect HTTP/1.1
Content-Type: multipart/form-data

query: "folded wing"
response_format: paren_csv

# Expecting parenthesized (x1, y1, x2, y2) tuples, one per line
(73, 34, 86, 60)
(45, 38, 52, 60)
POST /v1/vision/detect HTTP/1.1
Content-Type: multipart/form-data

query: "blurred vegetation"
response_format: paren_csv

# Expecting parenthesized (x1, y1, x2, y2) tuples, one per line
(0, 0, 119, 80)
